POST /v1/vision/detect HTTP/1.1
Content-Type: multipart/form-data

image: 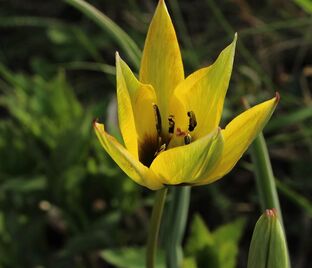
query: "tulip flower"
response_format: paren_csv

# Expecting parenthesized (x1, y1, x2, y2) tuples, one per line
(94, 0, 279, 190)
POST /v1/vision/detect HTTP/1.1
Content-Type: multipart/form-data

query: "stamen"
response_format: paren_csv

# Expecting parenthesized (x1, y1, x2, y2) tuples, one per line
(184, 133, 192, 145)
(168, 115, 175, 134)
(187, 111, 197, 132)
(158, 143, 167, 153)
(154, 143, 167, 156)
(153, 104, 162, 135)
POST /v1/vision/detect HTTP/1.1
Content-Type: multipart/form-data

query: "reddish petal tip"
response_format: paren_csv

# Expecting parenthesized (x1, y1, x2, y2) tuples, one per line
(275, 92, 280, 103)
(265, 208, 277, 217)
(92, 118, 99, 127)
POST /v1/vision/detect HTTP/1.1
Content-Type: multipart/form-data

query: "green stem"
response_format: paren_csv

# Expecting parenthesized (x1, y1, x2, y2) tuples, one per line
(250, 133, 291, 267)
(146, 187, 168, 268)
(250, 133, 282, 221)
(165, 186, 191, 268)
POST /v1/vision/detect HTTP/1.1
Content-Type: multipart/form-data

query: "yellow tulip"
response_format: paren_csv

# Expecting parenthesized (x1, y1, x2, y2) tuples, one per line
(94, 0, 279, 190)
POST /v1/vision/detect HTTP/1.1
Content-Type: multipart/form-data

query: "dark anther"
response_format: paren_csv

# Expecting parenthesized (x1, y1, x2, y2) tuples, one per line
(168, 115, 175, 134)
(153, 104, 162, 135)
(184, 134, 192, 145)
(187, 111, 197, 132)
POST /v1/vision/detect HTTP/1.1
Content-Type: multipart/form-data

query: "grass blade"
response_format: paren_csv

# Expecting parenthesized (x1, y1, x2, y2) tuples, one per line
(64, 0, 141, 69)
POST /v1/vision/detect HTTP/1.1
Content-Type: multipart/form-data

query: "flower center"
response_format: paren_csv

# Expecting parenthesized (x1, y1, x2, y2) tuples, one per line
(139, 104, 197, 167)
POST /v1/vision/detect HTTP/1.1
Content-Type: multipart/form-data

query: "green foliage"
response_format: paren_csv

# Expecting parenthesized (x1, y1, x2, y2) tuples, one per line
(185, 214, 246, 268)
(101, 248, 165, 268)
(182, 257, 197, 268)
(295, 0, 312, 14)
(0, 64, 142, 266)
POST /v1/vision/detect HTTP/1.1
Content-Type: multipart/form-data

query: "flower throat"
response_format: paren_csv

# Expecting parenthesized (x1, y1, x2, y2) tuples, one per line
(139, 104, 197, 167)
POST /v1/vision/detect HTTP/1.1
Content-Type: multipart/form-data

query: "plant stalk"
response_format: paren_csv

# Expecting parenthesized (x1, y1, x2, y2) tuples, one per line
(146, 187, 168, 268)
(165, 186, 191, 268)
(250, 133, 282, 222)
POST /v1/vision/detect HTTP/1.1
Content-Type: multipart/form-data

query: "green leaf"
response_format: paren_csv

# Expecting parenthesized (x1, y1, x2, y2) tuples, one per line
(100, 247, 165, 268)
(185, 214, 214, 255)
(185, 214, 219, 267)
(182, 257, 198, 268)
(213, 218, 246, 245)
(295, 0, 312, 14)
(213, 218, 246, 268)
(0, 176, 46, 193)
(185, 215, 245, 268)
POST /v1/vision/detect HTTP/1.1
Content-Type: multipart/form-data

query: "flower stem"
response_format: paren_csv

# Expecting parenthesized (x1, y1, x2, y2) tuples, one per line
(146, 187, 168, 268)
(165, 186, 191, 268)
(250, 133, 282, 224)
(250, 133, 291, 267)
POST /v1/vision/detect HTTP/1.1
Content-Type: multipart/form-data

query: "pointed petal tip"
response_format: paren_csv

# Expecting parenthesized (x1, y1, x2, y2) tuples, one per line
(275, 91, 280, 103)
(223, 32, 237, 57)
(156, 0, 169, 17)
(158, 0, 165, 6)
(115, 51, 120, 63)
(232, 32, 238, 48)
(93, 121, 104, 134)
(93, 120, 105, 133)
(92, 118, 99, 127)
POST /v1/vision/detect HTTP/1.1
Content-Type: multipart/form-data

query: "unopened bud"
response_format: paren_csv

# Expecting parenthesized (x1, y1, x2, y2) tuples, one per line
(247, 208, 289, 268)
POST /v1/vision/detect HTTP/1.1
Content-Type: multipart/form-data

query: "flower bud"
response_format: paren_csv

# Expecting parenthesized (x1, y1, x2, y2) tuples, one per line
(247, 209, 289, 268)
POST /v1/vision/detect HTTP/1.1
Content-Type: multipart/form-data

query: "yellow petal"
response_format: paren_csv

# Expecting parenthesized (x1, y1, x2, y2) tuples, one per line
(94, 122, 164, 190)
(173, 34, 237, 139)
(116, 54, 138, 158)
(140, 0, 184, 135)
(116, 53, 158, 160)
(195, 94, 279, 186)
(150, 128, 224, 185)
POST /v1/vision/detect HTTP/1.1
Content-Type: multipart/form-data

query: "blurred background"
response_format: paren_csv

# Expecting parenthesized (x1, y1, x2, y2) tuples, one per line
(0, 0, 311, 267)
